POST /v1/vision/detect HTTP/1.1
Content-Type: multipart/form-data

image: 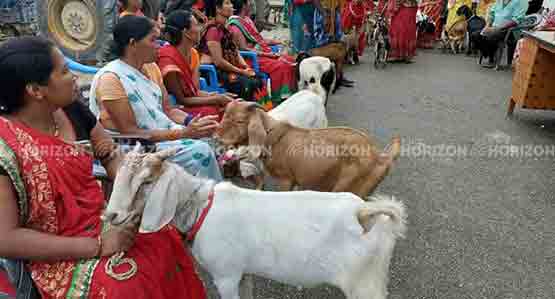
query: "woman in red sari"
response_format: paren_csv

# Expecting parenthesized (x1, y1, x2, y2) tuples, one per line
(381, 0, 418, 62)
(159, 10, 232, 121)
(227, 0, 297, 104)
(341, 0, 374, 56)
(0, 37, 206, 299)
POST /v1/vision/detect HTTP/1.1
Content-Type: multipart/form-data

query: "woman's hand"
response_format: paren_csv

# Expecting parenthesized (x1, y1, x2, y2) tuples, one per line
(241, 68, 256, 77)
(216, 94, 233, 107)
(99, 222, 138, 257)
(183, 114, 220, 138)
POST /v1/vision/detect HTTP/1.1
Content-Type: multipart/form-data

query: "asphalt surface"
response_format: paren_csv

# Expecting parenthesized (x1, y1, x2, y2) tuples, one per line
(199, 49, 555, 299)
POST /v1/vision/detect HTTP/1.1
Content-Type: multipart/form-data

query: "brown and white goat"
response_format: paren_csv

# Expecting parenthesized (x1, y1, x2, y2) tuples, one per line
(214, 101, 401, 198)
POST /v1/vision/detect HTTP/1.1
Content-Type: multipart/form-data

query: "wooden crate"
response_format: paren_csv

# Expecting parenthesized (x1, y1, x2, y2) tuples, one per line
(509, 37, 555, 114)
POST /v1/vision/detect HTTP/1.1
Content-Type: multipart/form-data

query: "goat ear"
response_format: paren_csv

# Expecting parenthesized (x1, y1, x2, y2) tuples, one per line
(321, 63, 336, 96)
(247, 109, 267, 160)
(154, 147, 178, 161)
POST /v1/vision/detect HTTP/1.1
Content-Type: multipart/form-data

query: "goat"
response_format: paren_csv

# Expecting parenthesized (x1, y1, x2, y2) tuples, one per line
(300, 42, 354, 91)
(215, 101, 401, 198)
(102, 144, 407, 299)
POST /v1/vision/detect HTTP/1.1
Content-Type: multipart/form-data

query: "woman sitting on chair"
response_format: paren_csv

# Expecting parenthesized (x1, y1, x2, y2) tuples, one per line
(227, 0, 297, 104)
(199, 0, 274, 110)
(89, 16, 223, 181)
(0, 36, 207, 299)
(158, 10, 232, 121)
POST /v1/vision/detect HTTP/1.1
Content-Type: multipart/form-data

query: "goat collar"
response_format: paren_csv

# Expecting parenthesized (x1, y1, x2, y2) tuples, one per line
(186, 190, 214, 242)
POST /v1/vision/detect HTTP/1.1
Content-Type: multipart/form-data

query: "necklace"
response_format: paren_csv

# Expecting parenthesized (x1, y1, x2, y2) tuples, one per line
(51, 114, 60, 137)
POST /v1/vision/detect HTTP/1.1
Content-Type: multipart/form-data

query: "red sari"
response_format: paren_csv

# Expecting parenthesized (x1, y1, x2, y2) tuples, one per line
(341, 0, 374, 55)
(158, 45, 223, 121)
(383, 0, 418, 60)
(0, 117, 206, 299)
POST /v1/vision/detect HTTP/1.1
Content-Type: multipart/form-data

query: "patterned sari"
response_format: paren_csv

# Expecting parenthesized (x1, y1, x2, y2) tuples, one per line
(89, 60, 222, 181)
(0, 117, 206, 299)
(227, 16, 296, 103)
(199, 21, 273, 110)
(385, 0, 418, 60)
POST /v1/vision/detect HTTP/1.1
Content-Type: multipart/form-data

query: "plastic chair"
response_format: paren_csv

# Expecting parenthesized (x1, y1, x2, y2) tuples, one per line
(199, 64, 226, 93)
(239, 51, 271, 95)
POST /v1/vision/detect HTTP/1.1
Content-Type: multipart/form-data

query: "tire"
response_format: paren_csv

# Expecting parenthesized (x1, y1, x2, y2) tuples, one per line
(142, 0, 161, 20)
(39, 0, 117, 63)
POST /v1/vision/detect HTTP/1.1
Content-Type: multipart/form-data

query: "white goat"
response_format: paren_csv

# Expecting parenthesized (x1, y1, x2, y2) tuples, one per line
(267, 89, 328, 129)
(297, 56, 337, 106)
(103, 146, 407, 299)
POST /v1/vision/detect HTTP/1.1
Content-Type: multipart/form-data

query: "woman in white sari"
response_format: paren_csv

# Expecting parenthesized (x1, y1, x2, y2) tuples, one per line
(89, 15, 222, 181)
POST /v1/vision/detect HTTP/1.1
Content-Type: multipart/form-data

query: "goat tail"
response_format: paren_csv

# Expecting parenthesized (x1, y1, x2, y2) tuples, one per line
(356, 195, 407, 238)
(381, 135, 401, 162)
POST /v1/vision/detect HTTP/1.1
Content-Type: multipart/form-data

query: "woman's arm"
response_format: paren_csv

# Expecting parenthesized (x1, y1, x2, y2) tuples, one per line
(98, 73, 190, 142)
(160, 80, 189, 124)
(0, 177, 98, 260)
(207, 41, 249, 75)
(90, 122, 123, 181)
(164, 72, 225, 106)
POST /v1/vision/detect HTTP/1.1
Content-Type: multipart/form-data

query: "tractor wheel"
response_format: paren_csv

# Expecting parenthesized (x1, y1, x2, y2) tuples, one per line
(39, 0, 117, 63)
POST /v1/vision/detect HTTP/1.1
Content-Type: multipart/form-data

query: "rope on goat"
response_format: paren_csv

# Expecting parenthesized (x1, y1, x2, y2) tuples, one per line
(105, 252, 137, 281)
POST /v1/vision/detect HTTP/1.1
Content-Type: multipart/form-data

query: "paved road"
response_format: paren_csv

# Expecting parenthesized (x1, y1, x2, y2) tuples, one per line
(203, 50, 555, 299)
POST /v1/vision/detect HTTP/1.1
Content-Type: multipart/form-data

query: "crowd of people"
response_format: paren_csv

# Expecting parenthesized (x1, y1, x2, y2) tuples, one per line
(0, 0, 554, 298)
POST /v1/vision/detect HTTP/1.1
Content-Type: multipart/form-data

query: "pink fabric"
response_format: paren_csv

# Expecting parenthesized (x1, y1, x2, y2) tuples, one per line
(205, 27, 224, 42)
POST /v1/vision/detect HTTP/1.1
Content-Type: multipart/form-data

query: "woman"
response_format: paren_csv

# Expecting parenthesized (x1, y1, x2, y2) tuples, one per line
(341, 0, 374, 56)
(199, 0, 273, 110)
(288, 0, 316, 53)
(89, 16, 223, 181)
(0, 37, 206, 299)
(159, 10, 232, 121)
(228, 0, 297, 103)
(418, 0, 445, 41)
(382, 0, 418, 62)
(200, 0, 274, 109)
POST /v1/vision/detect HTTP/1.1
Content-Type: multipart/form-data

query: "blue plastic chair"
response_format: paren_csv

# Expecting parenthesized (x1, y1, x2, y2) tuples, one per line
(199, 64, 226, 93)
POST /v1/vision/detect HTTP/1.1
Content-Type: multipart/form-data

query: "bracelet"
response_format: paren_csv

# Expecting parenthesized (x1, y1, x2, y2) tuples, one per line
(95, 234, 103, 258)
(183, 114, 194, 126)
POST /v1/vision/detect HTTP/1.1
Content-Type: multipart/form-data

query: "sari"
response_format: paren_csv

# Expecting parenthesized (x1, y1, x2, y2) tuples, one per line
(445, 0, 472, 32)
(385, 0, 418, 60)
(89, 60, 223, 181)
(227, 15, 296, 103)
(199, 21, 273, 110)
(0, 117, 206, 299)
(418, 0, 445, 39)
(158, 45, 224, 121)
(341, 0, 374, 55)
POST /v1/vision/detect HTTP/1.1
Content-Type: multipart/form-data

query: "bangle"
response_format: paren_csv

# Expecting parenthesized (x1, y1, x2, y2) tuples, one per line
(95, 235, 103, 258)
(183, 114, 194, 126)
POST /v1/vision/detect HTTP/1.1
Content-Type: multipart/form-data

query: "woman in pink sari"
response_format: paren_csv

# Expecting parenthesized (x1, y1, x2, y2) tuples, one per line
(227, 0, 297, 103)
(0, 37, 206, 299)
(380, 0, 418, 62)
